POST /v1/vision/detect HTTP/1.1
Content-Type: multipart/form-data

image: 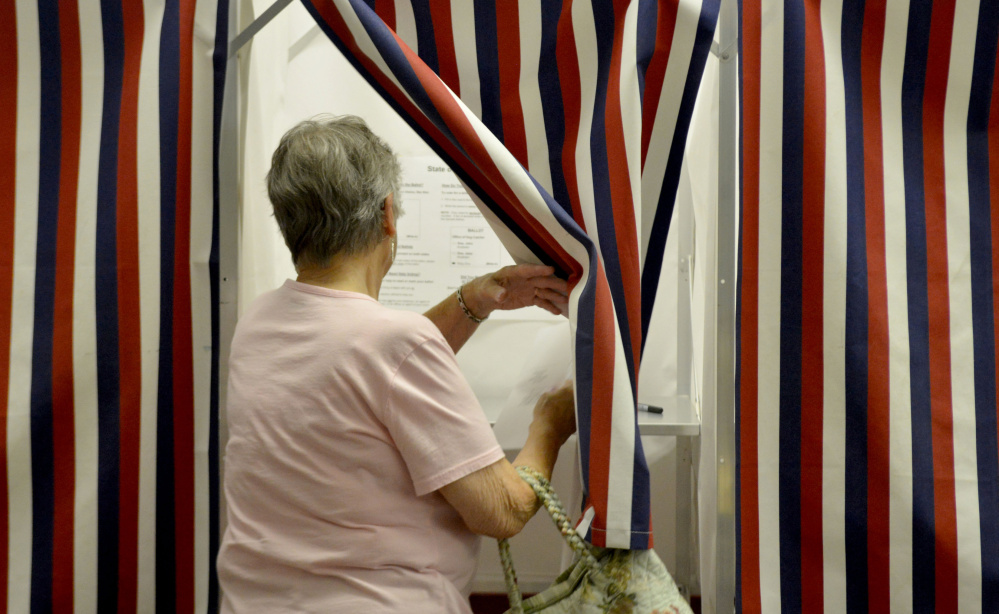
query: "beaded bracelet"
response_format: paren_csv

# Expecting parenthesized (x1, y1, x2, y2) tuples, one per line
(456, 284, 486, 323)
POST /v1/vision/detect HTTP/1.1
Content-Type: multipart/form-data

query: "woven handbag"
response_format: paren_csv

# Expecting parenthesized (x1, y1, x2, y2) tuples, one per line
(498, 466, 693, 614)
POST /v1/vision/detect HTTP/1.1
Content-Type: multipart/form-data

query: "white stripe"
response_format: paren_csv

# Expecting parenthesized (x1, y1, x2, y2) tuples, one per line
(450, 0, 481, 119)
(639, 0, 699, 267)
(571, 0, 600, 250)
(73, 0, 104, 610)
(618, 0, 642, 259)
(944, 1, 983, 611)
(603, 312, 637, 547)
(191, 3, 219, 610)
(136, 0, 165, 609)
(881, 1, 915, 611)
(462, 110, 591, 290)
(9, 1, 41, 612)
(333, 0, 423, 125)
(756, 0, 783, 610)
(820, 0, 848, 610)
(393, 0, 418, 55)
(518, 0, 553, 196)
(576, 505, 596, 538)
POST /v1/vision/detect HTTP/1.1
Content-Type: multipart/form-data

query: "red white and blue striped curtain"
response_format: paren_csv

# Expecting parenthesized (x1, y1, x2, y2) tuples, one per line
(2, 0, 228, 611)
(738, 0, 999, 611)
(299, 0, 720, 550)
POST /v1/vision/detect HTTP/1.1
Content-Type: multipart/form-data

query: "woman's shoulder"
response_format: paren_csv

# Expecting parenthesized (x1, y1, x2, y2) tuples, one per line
(367, 305, 443, 347)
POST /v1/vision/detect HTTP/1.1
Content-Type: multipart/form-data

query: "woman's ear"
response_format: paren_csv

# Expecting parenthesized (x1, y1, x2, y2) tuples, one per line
(382, 194, 396, 237)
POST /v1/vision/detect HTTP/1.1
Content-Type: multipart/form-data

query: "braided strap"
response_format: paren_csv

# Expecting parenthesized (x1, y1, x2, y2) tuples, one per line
(516, 467, 597, 567)
(498, 537, 524, 613)
(498, 466, 597, 614)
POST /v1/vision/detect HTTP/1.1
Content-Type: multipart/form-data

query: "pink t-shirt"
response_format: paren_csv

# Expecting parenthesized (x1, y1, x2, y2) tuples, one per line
(217, 280, 504, 613)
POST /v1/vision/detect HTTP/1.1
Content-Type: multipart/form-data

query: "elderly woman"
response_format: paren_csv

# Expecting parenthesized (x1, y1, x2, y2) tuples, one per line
(217, 115, 577, 613)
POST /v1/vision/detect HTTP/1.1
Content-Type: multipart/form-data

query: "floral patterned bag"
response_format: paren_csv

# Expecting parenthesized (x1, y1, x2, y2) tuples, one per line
(498, 467, 693, 614)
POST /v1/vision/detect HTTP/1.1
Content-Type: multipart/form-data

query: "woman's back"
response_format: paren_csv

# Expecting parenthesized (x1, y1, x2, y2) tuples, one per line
(217, 280, 504, 613)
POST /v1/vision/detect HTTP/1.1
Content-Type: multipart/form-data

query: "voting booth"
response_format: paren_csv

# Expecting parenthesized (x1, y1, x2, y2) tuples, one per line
(8, 0, 999, 612)
(230, 0, 726, 601)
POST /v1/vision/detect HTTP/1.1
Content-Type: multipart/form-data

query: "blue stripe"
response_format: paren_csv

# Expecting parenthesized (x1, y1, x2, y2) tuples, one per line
(627, 0, 660, 536)
(96, 0, 125, 610)
(635, 0, 656, 104)
(900, 4, 935, 611)
(472, 0, 502, 140)
(30, 1, 61, 611)
(778, 2, 804, 611)
(208, 0, 231, 610)
(967, 6, 999, 610)
(841, 0, 870, 610)
(538, 0, 570, 215)
(640, 0, 720, 355)
(409, 0, 439, 75)
(156, 0, 180, 608)
(588, 0, 638, 391)
(629, 432, 652, 549)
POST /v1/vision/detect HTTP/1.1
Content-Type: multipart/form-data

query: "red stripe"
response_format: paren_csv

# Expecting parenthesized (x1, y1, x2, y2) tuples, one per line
(374, 0, 395, 31)
(555, 1, 585, 231)
(586, 266, 616, 548)
(174, 0, 197, 610)
(495, 2, 527, 165)
(922, 1, 959, 610)
(860, 3, 891, 611)
(739, 1, 762, 610)
(640, 0, 678, 168)
(0, 0, 16, 607)
(52, 0, 82, 608)
(799, 1, 826, 609)
(429, 1, 459, 96)
(117, 0, 145, 609)
(991, 17, 999, 492)
(606, 0, 641, 383)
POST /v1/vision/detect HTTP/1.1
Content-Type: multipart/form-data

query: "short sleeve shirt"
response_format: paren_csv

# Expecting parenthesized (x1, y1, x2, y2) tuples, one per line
(217, 280, 504, 613)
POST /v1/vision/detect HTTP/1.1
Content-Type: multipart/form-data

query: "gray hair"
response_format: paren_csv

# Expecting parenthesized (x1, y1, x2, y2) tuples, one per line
(267, 115, 402, 269)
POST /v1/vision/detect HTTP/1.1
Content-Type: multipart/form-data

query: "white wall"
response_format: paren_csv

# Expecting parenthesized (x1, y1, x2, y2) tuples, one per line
(237, 0, 719, 597)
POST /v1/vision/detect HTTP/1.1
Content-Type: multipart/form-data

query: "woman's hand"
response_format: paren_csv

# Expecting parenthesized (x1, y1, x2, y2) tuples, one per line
(530, 380, 576, 446)
(463, 264, 570, 318)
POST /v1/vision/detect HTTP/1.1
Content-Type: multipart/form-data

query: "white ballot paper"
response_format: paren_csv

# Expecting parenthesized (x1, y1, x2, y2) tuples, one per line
(492, 321, 574, 450)
(380, 156, 517, 311)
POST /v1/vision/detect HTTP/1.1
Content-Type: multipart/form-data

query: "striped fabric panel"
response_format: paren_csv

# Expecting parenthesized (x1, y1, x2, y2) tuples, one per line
(737, 0, 999, 611)
(2, 1, 227, 611)
(0, 2, 17, 612)
(299, 0, 718, 550)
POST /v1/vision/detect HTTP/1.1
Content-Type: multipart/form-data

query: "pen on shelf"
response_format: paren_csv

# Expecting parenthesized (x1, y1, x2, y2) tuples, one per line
(637, 403, 664, 415)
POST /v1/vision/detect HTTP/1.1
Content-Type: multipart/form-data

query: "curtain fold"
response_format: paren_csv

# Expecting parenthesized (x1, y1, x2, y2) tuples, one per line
(737, 0, 999, 611)
(300, 0, 719, 550)
(1, 0, 228, 611)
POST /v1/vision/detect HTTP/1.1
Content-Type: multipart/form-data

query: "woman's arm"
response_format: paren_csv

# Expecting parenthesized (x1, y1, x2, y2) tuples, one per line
(424, 265, 569, 353)
(438, 382, 576, 539)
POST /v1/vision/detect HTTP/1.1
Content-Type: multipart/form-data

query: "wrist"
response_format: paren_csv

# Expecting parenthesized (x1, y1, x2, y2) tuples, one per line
(527, 421, 571, 450)
(457, 283, 491, 322)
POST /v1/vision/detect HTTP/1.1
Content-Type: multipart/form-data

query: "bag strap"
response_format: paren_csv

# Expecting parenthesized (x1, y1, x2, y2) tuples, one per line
(498, 466, 598, 613)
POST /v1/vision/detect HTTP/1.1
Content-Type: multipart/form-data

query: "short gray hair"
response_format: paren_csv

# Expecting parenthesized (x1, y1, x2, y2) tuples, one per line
(267, 115, 402, 269)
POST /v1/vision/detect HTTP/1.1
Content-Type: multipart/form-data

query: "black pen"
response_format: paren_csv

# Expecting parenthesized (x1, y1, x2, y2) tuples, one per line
(637, 403, 663, 414)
